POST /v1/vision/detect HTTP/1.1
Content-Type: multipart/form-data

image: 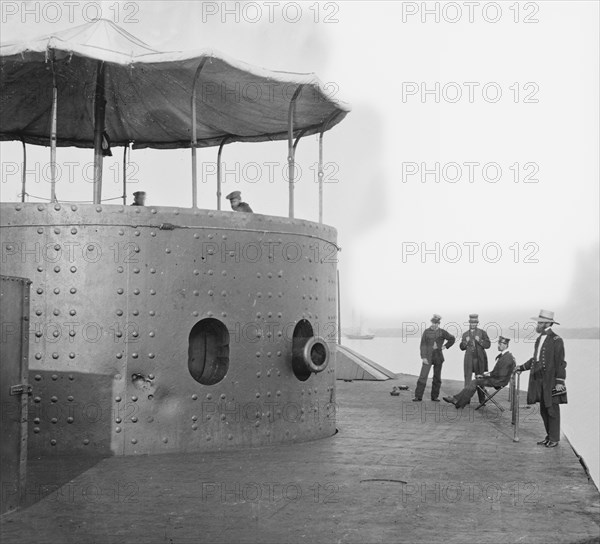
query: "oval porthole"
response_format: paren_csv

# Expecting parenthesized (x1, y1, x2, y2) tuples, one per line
(188, 318, 229, 385)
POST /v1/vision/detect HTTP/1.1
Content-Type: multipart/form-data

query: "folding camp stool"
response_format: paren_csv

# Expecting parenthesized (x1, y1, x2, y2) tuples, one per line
(475, 385, 507, 411)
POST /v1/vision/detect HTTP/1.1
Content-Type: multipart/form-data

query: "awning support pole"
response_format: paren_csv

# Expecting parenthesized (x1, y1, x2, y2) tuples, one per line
(191, 58, 208, 209)
(92, 61, 106, 205)
(50, 64, 58, 203)
(217, 136, 229, 210)
(287, 85, 303, 218)
(122, 144, 128, 205)
(318, 111, 340, 224)
(337, 269, 342, 345)
(21, 140, 26, 203)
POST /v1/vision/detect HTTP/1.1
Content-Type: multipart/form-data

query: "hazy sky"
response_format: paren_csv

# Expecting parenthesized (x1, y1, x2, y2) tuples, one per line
(1, 1, 598, 330)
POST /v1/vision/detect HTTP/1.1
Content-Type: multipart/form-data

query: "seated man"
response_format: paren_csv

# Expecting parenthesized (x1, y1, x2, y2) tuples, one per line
(443, 336, 515, 409)
(226, 191, 253, 212)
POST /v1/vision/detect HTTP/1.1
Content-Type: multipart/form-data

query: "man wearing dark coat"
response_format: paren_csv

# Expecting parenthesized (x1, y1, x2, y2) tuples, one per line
(226, 191, 253, 213)
(444, 336, 515, 408)
(459, 313, 491, 404)
(413, 314, 455, 402)
(516, 310, 567, 448)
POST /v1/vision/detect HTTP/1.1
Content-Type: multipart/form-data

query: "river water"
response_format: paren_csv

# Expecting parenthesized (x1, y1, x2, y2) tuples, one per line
(343, 337, 600, 488)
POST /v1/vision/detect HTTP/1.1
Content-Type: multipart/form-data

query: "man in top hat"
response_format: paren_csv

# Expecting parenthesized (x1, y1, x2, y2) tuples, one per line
(459, 313, 491, 404)
(413, 314, 455, 402)
(226, 191, 253, 213)
(444, 336, 515, 409)
(516, 310, 567, 448)
(131, 191, 146, 206)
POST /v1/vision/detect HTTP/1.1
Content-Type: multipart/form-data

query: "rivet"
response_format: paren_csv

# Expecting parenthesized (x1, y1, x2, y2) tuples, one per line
(256, 392, 261, 398)
(267, 273, 273, 278)
(52, 354, 59, 360)
(147, 416, 154, 423)
(70, 266, 77, 273)
(51, 396, 58, 402)
(35, 310, 42, 316)
(134, 246, 140, 253)
(149, 310, 156, 316)
(221, 414, 226, 421)
(207, 311, 213, 317)
(132, 310, 139, 316)
(163, 437, 168, 443)
(220, 394, 226, 400)
(35, 331, 43, 337)
(54, 227, 61, 235)
(131, 438, 138, 444)
(36, 288, 44, 295)
(71, 204, 78, 211)
(115, 427, 122, 433)
(117, 288, 124, 294)
(257, 292, 262, 298)
(132, 352, 138, 357)
(53, 288, 60, 294)
(83, 439, 90, 445)
(149, 331, 155, 337)
(67, 417, 74, 424)
(221, 290, 227, 296)
(256, 352, 261, 358)
(150, 231, 156, 237)
(221, 270, 227, 276)
(34, 418, 40, 424)
(34, 396, 41, 403)
(257, 273, 262, 278)
(69, 309, 76, 316)
(206, 394, 212, 400)
(221, 312, 227, 317)
(192, 394, 198, 400)
(51, 418, 58, 424)
(54, 266, 61, 273)
(115, 396, 122, 402)
(53, 330, 60, 337)
(192, 424, 198, 430)
(228, 434, 233, 440)
(53, 309, 60, 316)
(131, 417, 138, 423)
(37, 205, 45, 211)
(133, 267, 140, 274)
(206, 436, 211, 441)
(34, 374, 42, 380)
(118, 229, 124, 236)
(256, 372, 261, 378)
(208, 269, 213, 275)
(67, 395, 74, 401)
(150, 289, 156, 295)
(96, 206, 102, 212)
(148, 354, 155, 359)
(151, 209, 157, 214)
(71, 227, 77, 235)
(134, 231, 140, 236)
(193, 290, 199, 296)
(150, 268, 156, 274)
(114, 373, 121, 380)
(37, 228, 44, 234)
(50, 439, 57, 445)
(133, 288, 140, 295)
(193, 310, 199, 317)
(165, 248, 171, 254)
(15, 204, 22, 211)
(193, 269, 199, 275)
(131, 396, 138, 402)
(69, 330, 75, 337)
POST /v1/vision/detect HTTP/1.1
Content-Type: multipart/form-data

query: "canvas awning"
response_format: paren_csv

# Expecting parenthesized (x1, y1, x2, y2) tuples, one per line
(0, 19, 350, 150)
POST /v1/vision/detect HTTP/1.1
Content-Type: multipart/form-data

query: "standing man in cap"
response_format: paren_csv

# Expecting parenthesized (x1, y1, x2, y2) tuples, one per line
(131, 191, 146, 206)
(516, 310, 567, 448)
(226, 191, 253, 213)
(459, 314, 491, 404)
(413, 314, 455, 402)
(444, 336, 515, 408)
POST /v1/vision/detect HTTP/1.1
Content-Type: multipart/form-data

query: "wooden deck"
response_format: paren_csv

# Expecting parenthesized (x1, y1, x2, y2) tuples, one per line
(1, 374, 599, 544)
